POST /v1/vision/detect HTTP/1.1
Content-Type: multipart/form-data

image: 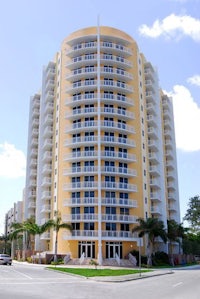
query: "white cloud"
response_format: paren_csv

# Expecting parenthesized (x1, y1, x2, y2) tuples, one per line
(0, 142, 26, 178)
(187, 75, 200, 86)
(138, 14, 200, 42)
(167, 85, 200, 151)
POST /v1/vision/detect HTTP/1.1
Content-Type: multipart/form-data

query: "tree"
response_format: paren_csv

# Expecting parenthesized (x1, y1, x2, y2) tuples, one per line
(48, 212, 72, 263)
(184, 195, 200, 232)
(11, 218, 53, 263)
(132, 217, 167, 267)
(167, 220, 186, 265)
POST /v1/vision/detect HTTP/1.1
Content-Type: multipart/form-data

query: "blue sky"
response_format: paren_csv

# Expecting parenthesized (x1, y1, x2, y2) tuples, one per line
(0, 0, 200, 234)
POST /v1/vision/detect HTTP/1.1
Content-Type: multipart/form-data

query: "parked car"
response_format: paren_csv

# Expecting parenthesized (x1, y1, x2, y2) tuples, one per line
(0, 254, 12, 265)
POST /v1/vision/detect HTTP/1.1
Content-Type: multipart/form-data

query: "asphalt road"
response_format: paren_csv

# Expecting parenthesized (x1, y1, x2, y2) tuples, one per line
(0, 263, 200, 299)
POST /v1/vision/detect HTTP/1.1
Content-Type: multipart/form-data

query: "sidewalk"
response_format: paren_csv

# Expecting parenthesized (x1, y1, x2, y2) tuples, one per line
(88, 269, 173, 282)
(13, 260, 173, 282)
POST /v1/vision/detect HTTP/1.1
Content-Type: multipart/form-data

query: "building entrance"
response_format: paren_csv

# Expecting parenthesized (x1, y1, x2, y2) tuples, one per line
(106, 242, 122, 259)
(78, 241, 95, 258)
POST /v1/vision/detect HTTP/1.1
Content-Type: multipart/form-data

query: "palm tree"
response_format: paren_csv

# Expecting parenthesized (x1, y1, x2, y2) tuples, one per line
(132, 217, 167, 267)
(11, 219, 53, 263)
(167, 220, 186, 265)
(48, 212, 72, 263)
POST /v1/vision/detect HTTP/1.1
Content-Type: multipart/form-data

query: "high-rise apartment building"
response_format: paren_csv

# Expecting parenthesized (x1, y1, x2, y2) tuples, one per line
(24, 26, 180, 264)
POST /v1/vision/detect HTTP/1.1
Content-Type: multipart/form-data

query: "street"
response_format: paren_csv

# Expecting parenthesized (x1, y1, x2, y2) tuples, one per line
(0, 263, 200, 299)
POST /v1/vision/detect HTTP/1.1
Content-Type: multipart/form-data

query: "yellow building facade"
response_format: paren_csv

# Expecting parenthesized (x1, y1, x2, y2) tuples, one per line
(24, 26, 180, 264)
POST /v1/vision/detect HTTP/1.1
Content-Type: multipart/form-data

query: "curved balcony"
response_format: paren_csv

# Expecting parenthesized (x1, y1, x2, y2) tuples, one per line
(101, 166, 137, 177)
(63, 197, 98, 207)
(100, 80, 133, 93)
(101, 231, 134, 240)
(63, 213, 98, 222)
(149, 178, 160, 189)
(66, 42, 98, 57)
(45, 90, 54, 103)
(101, 151, 136, 162)
(67, 107, 97, 119)
(151, 206, 162, 215)
(41, 191, 52, 200)
(63, 181, 98, 191)
(42, 138, 53, 150)
(65, 136, 98, 147)
(66, 54, 97, 69)
(101, 197, 137, 208)
(101, 136, 136, 148)
(102, 214, 137, 223)
(146, 115, 157, 127)
(100, 41, 132, 55)
(65, 93, 134, 107)
(65, 120, 98, 134)
(101, 181, 137, 192)
(149, 165, 160, 175)
(64, 150, 98, 161)
(66, 80, 97, 94)
(100, 54, 132, 68)
(148, 140, 159, 151)
(146, 91, 156, 104)
(148, 152, 159, 163)
(100, 67, 133, 81)
(101, 107, 135, 120)
(150, 192, 162, 202)
(101, 121, 135, 134)
(63, 166, 98, 176)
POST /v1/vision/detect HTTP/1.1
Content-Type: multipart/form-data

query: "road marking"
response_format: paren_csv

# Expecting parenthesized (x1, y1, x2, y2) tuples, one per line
(173, 282, 183, 287)
(11, 269, 33, 280)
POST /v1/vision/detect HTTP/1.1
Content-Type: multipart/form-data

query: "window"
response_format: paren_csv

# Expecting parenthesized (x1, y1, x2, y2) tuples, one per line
(73, 68, 82, 75)
(120, 223, 129, 231)
(104, 104, 114, 113)
(119, 148, 127, 158)
(85, 117, 94, 127)
(85, 53, 95, 60)
(104, 91, 113, 99)
(117, 68, 124, 75)
(103, 41, 112, 47)
(117, 106, 126, 115)
(72, 147, 81, 157)
(117, 93, 126, 101)
(72, 192, 80, 198)
(119, 134, 127, 144)
(120, 208, 129, 215)
(85, 91, 94, 99)
(72, 133, 80, 143)
(105, 161, 115, 172)
(85, 78, 94, 86)
(73, 80, 81, 88)
(72, 162, 80, 172)
(118, 119, 126, 129)
(104, 78, 113, 86)
(106, 223, 116, 231)
(85, 41, 95, 47)
(84, 207, 94, 214)
(72, 207, 80, 214)
(104, 132, 114, 142)
(84, 223, 94, 230)
(105, 191, 116, 199)
(84, 104, 94, 113)
(72, 223, 80, 230)
(85, 191, 94, 198)
(73, 93, 81, 101)
(104, 65, 113, 73)
(106, 207, 116, 214)
(85, 65, 94, 72)
(103, 53, 113, 59)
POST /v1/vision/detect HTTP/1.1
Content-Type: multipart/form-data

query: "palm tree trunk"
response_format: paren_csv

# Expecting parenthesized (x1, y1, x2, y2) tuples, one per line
(54, 231, 58, 263)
